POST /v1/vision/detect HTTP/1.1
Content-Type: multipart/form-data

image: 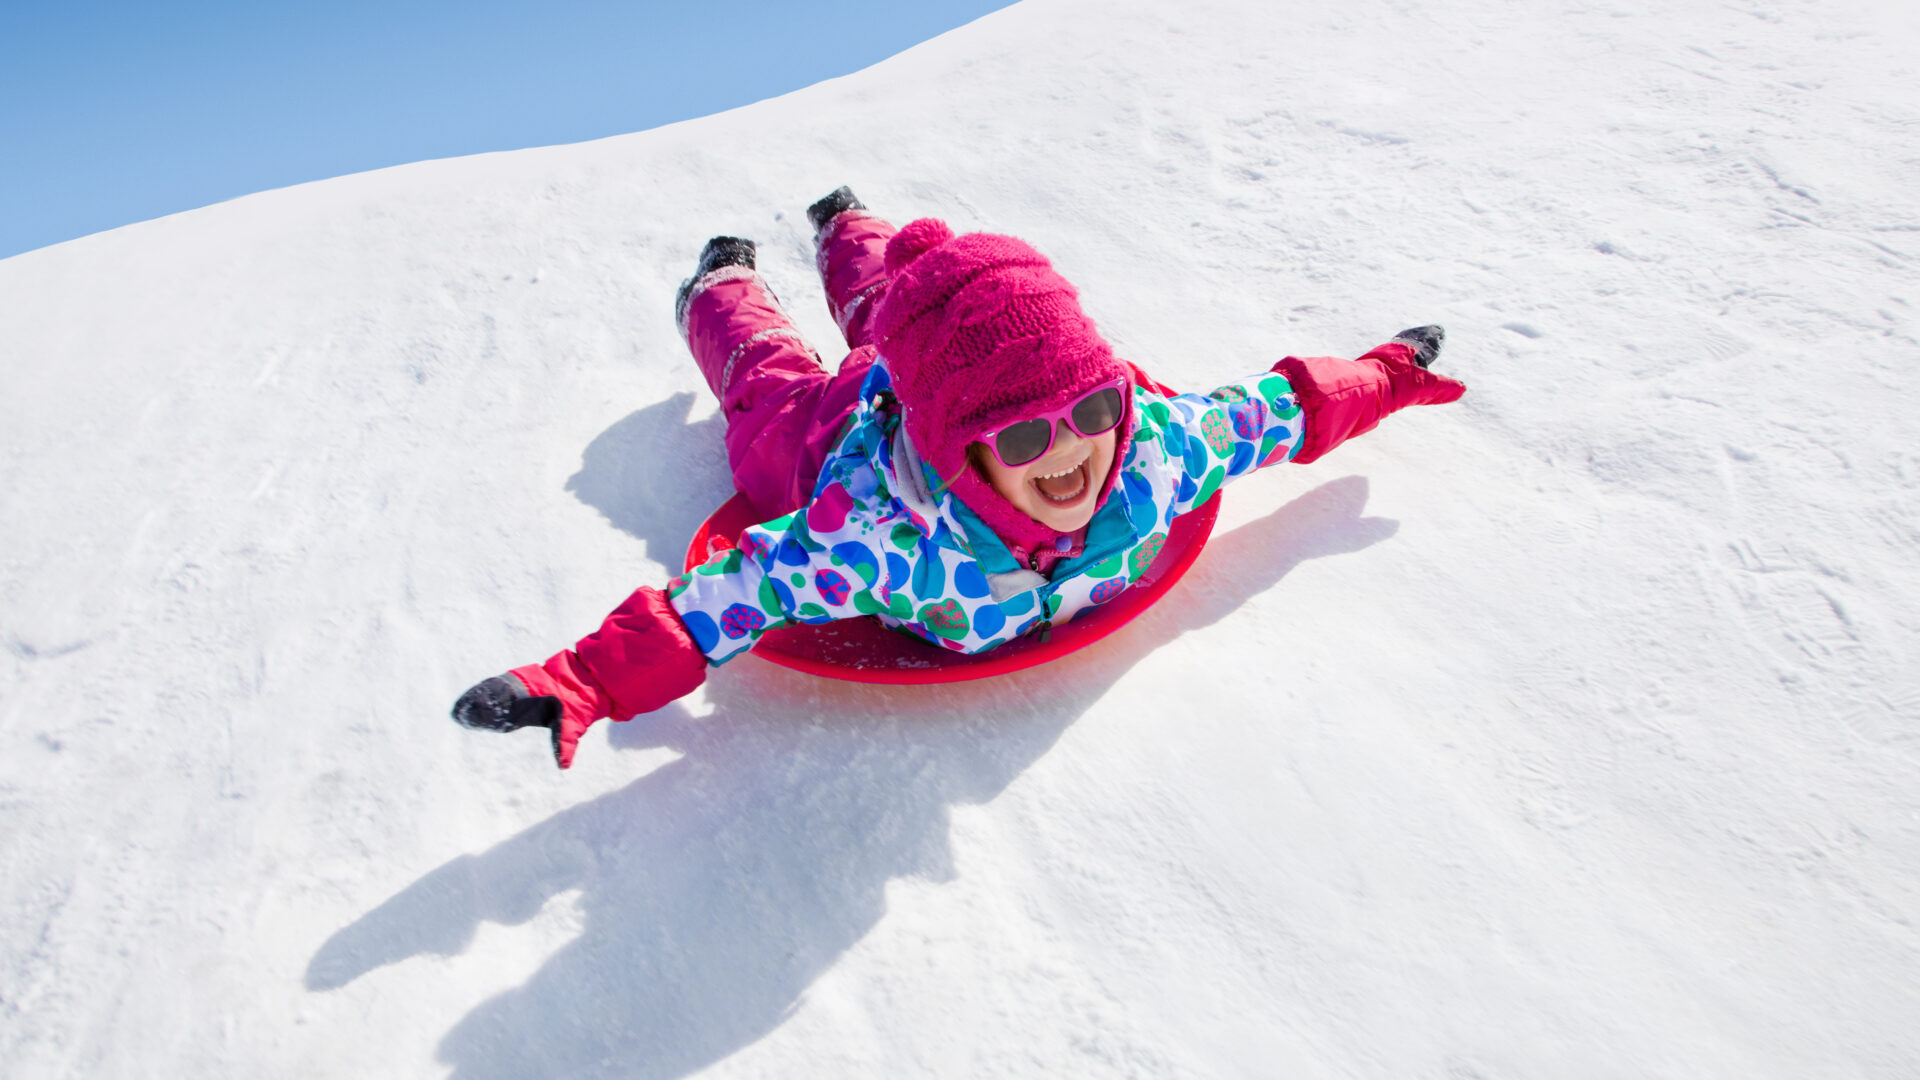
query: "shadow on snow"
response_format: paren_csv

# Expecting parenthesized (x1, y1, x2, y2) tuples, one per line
(564, 390, 733, 567)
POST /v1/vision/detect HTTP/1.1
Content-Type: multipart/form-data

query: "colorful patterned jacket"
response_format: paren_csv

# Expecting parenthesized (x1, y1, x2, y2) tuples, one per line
(665, 359, 1306, 664)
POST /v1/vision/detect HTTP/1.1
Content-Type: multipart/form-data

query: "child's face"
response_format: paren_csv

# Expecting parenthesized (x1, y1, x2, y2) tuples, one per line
(973, 422, 1119, 535)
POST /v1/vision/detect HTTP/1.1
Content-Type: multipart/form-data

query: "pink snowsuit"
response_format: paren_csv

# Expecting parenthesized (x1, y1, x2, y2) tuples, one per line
(680, 212, 901, 521)
(508, 210, 1466, 768)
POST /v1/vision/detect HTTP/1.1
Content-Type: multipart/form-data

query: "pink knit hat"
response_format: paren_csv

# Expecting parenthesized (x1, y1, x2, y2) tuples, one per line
(870, 218, 1133, 549)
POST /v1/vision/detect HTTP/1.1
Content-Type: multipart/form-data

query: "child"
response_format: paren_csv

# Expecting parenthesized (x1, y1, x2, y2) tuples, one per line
(453, 187, 1465, 768)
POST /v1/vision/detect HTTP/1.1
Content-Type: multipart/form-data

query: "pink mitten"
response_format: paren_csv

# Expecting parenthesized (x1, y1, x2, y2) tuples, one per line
(454, 586, 707, 770)
(1277, 326, 1465, 465)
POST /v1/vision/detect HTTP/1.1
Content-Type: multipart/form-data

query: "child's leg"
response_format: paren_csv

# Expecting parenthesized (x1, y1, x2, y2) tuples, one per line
(680, 267, 871, 519)
(815, 210, 898, 350)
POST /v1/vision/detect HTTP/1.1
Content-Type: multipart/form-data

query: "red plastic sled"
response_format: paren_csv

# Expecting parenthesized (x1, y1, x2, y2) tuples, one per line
(683, 492, 1219, 684)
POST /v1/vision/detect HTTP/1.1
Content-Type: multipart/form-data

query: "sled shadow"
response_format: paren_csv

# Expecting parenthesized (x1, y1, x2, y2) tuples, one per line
(308, 475, 1394, 1080)
(565, 392, 732, 564)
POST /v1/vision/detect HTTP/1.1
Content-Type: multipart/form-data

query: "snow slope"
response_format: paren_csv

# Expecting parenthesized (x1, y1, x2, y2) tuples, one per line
(4, 0, 1919, 1075)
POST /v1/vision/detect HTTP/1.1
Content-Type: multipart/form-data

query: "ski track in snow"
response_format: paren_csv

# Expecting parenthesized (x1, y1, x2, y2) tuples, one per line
(3, 0, 1919, 1076)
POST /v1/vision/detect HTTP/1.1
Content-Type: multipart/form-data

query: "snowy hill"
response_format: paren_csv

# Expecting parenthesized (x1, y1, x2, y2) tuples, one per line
(4, 0, 1919, 1075)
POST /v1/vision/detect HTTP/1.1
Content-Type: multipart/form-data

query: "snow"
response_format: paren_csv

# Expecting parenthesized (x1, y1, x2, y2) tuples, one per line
(3, 0, 1918, 1075)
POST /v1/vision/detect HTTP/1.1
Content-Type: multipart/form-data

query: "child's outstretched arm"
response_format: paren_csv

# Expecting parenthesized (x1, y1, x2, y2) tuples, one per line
(452, 490, 917, 769)
(1144, 326, 1464, 512)
(452, 585, 706, 769)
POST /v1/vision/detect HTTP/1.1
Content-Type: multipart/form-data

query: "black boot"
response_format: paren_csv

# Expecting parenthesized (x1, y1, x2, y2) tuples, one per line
(807, 186, 865, 233)
(1391, 325, 1445, 368)
(451, 674, 560, 734)
(675, 236, 757, 327)
(693, 235, 756, 276)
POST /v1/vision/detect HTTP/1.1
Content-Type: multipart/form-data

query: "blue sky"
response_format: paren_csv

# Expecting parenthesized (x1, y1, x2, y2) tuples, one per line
(0, 0, 1015, 260)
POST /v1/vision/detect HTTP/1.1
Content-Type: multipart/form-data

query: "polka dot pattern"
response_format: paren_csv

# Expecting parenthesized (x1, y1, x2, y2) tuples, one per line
(668, 361, 1303, 665)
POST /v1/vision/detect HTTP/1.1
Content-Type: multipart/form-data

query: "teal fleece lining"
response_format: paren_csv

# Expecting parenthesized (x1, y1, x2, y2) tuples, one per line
(948, 482, 1145, 581)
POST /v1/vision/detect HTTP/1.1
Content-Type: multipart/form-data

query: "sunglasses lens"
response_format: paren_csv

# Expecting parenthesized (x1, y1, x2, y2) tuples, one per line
(993, 419, 1053, 467)
(1070, 387, 1124, 436)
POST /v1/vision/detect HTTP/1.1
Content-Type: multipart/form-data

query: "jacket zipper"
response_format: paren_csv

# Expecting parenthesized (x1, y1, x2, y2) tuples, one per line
(1027, 551, 1052, 641)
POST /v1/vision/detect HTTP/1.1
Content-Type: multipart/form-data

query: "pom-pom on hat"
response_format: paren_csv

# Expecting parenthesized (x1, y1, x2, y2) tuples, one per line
(870, 219, 1133, 549)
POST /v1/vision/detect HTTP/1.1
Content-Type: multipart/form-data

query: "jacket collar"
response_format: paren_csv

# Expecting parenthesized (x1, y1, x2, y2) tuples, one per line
(858, 358, 1150, 580)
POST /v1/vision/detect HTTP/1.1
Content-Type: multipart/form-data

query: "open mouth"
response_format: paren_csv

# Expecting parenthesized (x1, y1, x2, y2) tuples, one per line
(1031, 457, 1091, 506)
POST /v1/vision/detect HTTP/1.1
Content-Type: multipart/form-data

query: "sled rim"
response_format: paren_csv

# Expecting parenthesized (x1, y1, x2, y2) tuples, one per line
(683, 491, 1219, 684)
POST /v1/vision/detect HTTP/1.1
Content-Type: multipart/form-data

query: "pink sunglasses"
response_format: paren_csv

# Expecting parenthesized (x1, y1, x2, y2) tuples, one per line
(975, 380, 1129, 468)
